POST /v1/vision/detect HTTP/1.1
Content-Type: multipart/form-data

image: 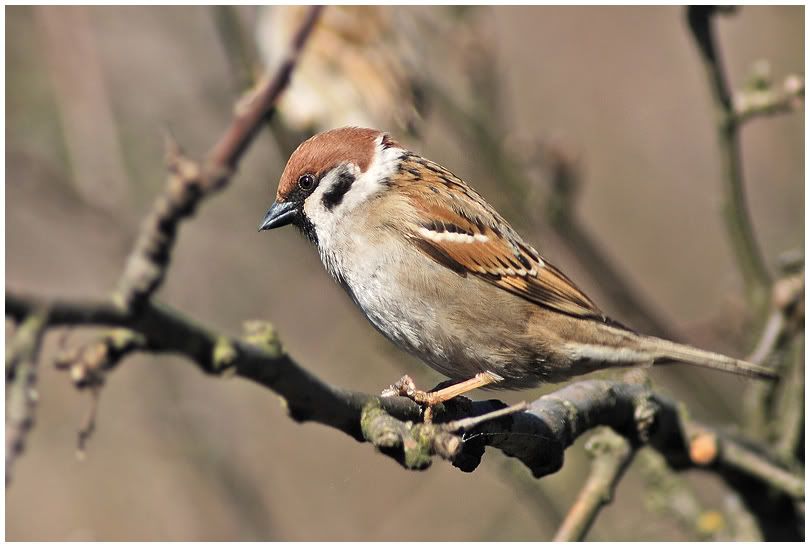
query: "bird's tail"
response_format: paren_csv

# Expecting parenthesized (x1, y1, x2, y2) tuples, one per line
(637, 335, 778, 380)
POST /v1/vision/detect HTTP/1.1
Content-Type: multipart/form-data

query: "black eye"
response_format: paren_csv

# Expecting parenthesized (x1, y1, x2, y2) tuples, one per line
(298, 174, 316, 191)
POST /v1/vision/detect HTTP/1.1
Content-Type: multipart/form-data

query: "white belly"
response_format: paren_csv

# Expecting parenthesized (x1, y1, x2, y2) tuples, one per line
(318, 222, 532, 383)
(333, 232, 439, 359)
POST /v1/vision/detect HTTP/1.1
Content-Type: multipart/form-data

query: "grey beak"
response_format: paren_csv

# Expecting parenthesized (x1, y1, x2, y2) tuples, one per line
(258, 201, 297, 231)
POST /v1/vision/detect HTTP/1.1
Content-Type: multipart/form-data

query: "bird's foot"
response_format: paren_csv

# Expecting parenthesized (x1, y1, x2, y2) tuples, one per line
(381, 371, 503, 423)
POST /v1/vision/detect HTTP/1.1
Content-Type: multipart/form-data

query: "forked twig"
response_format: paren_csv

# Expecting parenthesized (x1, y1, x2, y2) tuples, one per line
(115, 5, 324, 311)
(686, 6, 771, 309)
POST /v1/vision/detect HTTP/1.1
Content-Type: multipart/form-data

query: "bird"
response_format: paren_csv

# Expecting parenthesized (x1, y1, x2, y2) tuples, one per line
(259, 127, 776, 408)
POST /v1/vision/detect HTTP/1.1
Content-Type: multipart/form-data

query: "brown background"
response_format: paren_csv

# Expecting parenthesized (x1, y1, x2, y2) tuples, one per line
(6, 6, 803, 540)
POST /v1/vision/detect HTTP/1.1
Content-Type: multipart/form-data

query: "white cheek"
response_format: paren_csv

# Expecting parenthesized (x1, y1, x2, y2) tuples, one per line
(302, 172, 341, 270)
(303, 171, 340, 231)
(304, 137, 404, 252)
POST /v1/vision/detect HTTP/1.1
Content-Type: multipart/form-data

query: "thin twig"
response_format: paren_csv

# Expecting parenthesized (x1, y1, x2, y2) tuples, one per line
(114, 5, 323, 311)
(637, 448, 721, 540)
(76, 386, 100, 459)
(686, 6, 771, 309)
(206, 5, 323, 171)
(443, 401, 528, 432)
(743, 271, 804, 436)
(638, 444, 763, 540)
(553, 428, 634, 541)
(716, 431, 804, 499)
(50, 329, 144, 457)
(5, 310, 49, 485)
(683, 416, 804, 500)
(209, 5, 305, 158)
(746, 310, 786, 366)
(687, 15, 803, 505)
(772, 335, 804, 461)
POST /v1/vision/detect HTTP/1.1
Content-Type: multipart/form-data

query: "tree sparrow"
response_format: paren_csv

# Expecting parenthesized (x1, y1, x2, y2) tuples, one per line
(259, 127, 775, 402)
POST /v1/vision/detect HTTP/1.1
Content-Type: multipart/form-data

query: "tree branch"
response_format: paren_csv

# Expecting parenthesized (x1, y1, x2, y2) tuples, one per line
(553, 428, 634, 541)
(5, 287, 803, 544)
(772, 335, 804, 461)
(5, 310, 49, 484)
(114, 5, 323, 311)
(686, 6, 771, 310)
(744, 270, 804, 436)
(637, 448, 722, 540)
(6, 290, 423, 441)
(6, 6, 802, 540)
(7, 288, 803, 500)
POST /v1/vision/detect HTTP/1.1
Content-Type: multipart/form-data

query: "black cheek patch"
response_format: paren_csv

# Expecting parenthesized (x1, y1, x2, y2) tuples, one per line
(322, 171, 356, 210)
(297, 213, 318, 246)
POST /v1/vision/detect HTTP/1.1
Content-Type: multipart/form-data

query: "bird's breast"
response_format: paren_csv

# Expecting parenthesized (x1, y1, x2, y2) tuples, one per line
(319, 223, 544, 385)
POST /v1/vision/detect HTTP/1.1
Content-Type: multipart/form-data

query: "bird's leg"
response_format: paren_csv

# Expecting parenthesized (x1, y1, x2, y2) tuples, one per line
(381, 371, 502, 423)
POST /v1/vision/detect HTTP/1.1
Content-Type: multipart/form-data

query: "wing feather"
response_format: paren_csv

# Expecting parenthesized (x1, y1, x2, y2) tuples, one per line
(396, 154, 607, 321)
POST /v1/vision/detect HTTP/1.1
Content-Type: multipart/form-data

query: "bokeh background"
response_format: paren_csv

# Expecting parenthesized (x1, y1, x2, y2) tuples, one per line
(6, 5, 803, 541)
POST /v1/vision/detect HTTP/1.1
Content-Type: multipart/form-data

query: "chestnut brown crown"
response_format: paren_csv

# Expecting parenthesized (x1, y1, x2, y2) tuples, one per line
(275, 127, 385, 202)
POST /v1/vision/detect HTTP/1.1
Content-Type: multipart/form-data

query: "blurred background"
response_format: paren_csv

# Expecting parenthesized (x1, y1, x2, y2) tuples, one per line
(6, 5, 803, 541)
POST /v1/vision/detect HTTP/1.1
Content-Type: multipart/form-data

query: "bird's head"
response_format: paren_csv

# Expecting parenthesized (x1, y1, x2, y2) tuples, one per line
(259, 127, 402, 245)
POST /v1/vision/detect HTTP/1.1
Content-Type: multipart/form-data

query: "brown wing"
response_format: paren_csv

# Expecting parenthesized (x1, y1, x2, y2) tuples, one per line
(396, 154, 606, 321)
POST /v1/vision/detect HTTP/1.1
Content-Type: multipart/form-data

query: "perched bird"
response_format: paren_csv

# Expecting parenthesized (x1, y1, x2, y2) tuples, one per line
(259, 127, 776, 404)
